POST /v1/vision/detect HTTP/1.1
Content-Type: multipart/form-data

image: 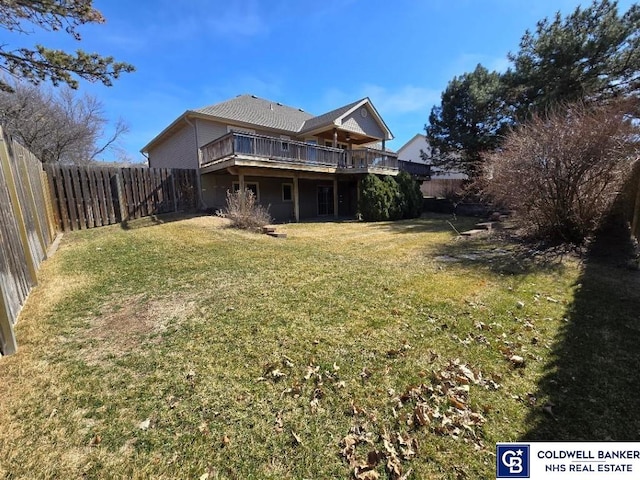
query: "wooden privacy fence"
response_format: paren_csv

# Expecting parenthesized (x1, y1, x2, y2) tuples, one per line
(44, 165, 198, 231)
(0, 126, 57, 356)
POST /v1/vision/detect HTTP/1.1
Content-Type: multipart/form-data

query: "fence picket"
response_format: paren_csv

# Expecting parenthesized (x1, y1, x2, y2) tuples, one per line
(1, 148, 200, 354)
(0, 126, 56, 356)
(41, 164, 198, 231)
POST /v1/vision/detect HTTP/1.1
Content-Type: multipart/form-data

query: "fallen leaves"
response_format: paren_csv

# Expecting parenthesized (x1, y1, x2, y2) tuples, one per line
(89, 434, 102, 447)
(339, 358, 494, 479)
(397, 359, 488, 442)
(339, 425, 418, 480)
(509, 355, 526, 367)
(291, 430, 303, 446)
(138, 418, 151, 430)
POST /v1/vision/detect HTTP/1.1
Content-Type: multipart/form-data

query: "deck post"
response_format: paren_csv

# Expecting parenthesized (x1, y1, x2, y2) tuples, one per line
(238, 171, 246, 209)
(333, 128, 338, 148)
(333, 177, 339, 218)
(293, 175, 300, 222)
(238, 172, 245, 192)
(382, 139, 387, 166)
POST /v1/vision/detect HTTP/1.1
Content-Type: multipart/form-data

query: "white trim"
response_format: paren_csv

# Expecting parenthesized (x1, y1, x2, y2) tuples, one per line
(227, 126, 256, 135)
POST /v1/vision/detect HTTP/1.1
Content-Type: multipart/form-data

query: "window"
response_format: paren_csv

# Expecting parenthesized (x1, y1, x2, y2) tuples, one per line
(282, 183, 293, 202)
(232, 181, 259, 201)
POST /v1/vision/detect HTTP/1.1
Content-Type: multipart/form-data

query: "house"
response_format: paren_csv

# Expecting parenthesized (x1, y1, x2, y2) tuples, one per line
(397, 134, 467, 197)
(141, 94, 398, 221)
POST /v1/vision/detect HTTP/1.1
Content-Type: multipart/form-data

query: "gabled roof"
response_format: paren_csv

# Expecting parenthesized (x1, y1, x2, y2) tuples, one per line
(193, 94, 313, 132)
(300, 98, 364, 132)
(397, 133, 428, 156)
(141, 95, 393, 153)
(300, 97, 393, 140)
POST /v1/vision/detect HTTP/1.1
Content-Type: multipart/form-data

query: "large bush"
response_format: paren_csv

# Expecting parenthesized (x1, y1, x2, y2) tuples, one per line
(359, 174, 395, 221)
(359, 173, 423, 221)
(396, 170, 423, 219)
(383, 175, 402, 220)
(484, 100, 639, 244)
(222, 188, 271, 230)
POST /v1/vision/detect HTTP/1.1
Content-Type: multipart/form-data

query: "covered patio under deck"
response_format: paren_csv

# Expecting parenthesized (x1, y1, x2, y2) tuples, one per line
(200, 164, 365, 223)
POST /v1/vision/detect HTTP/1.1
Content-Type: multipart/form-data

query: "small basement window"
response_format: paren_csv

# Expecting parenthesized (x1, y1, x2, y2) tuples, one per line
(232, 181, 259, 201)
(282, 183, 293, 202)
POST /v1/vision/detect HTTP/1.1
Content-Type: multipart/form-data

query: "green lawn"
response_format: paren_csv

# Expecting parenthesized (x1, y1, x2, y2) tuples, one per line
(1, 214, 638, 479)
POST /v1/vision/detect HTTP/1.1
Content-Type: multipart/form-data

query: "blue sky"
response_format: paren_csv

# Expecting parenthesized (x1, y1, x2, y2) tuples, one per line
(9, 0, 636, 162)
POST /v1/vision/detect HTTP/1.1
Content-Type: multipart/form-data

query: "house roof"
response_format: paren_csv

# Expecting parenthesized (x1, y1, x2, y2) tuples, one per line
(141, 94, 393, 153)
(193, 94, 313, 132)
(299, 98, 364, 132)
(397, 133, 429, 159)
(300, 98, 393, 141)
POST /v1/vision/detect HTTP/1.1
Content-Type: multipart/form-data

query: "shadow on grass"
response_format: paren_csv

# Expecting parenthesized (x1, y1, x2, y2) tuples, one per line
(523, 225, 640, 440)
(432, 231, 569, 277)
(119, 212, 203, 230)
(373, 213, 480, 235)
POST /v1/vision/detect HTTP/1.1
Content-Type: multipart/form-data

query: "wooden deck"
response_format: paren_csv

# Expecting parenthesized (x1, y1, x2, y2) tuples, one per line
(200, 132, 398, 175)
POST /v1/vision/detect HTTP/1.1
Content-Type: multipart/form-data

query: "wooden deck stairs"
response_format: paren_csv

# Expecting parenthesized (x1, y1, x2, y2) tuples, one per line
(262, 225, 287, 238)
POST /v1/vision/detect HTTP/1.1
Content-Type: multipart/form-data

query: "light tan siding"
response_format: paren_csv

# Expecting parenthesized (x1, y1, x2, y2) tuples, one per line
(201, 173, 234, 210)
(148, 123, 197, 169)
(196, 119, 228, 148)
(341, 107, 385, 139)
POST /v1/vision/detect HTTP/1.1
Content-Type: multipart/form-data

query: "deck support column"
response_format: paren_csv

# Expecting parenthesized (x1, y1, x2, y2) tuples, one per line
(333, 177, 339, 219)
(238, 171, 245, 209)
(293, 175, 300, 223)
(333, 128, 338, 148)
(238, 171, 245, 192)
(382, 139, 387, 166)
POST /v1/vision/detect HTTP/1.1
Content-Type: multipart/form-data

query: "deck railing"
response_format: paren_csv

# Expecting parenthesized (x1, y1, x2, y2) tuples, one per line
(345, 148, 398, 170)
(201, 132, 398, 171)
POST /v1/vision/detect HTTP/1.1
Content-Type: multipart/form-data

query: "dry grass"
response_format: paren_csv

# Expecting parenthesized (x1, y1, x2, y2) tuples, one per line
(0, 213, 636, 479)
(76, 293, 199, 366)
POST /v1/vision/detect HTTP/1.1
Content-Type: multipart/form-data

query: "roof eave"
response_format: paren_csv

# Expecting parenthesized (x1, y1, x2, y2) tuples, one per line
(326, 97, 394, 141)
(347, 98, 394, 141)
(140, 112, 191, 154)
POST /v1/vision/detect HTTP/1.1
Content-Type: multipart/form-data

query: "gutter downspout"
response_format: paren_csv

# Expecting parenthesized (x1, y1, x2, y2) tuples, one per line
(184, 116, 205, 210)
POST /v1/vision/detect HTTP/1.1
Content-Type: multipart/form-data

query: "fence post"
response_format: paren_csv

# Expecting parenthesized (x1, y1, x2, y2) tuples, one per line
(114, 169, 127, 222)
(171, 170, 178, 212)
(16, 149, 47, 257)
(42, 167, 60, 237)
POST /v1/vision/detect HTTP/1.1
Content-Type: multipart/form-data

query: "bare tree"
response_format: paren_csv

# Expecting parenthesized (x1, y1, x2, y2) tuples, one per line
(0, 81, 129, 164)
(483, 100, 640, 244)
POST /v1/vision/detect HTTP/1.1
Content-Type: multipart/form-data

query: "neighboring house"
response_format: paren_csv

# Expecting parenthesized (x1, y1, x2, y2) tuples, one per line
(141, 94, 398, 221)
(397, 134, 467, 197)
